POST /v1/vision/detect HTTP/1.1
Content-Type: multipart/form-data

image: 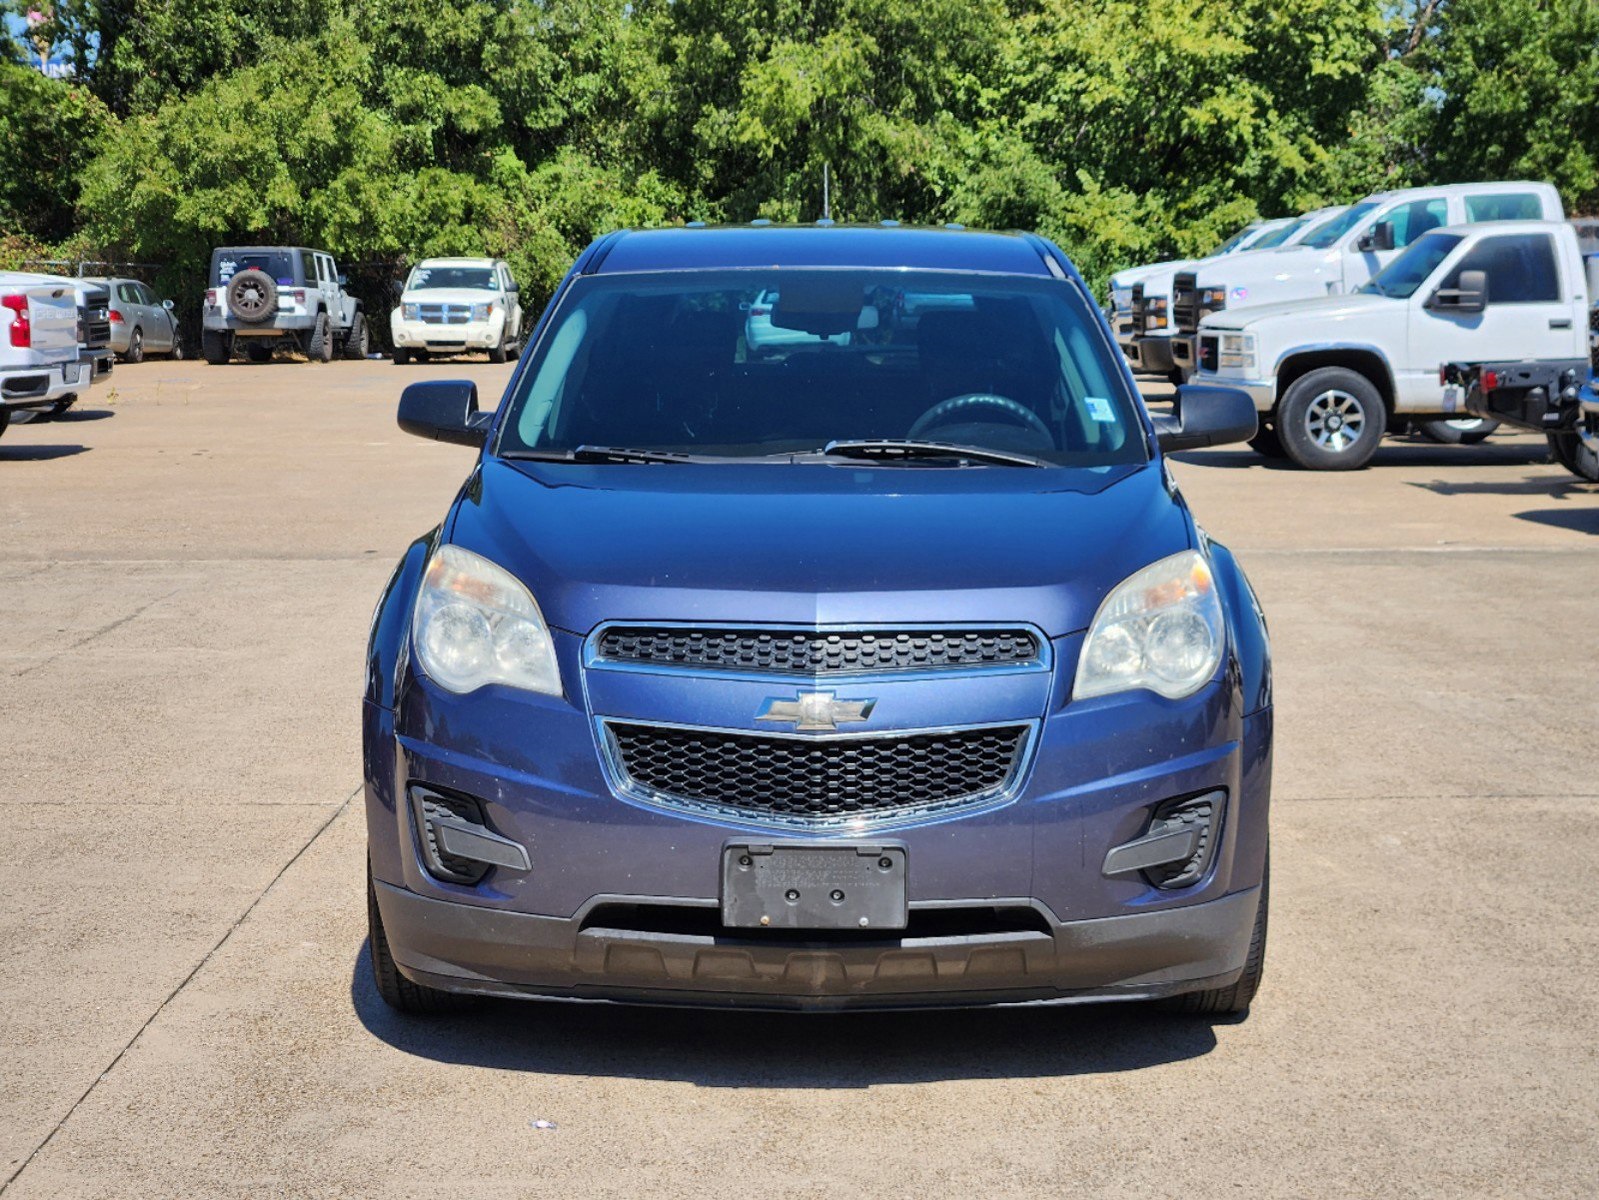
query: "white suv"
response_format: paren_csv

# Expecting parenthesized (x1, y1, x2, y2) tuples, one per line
(390, 258, 523, 365)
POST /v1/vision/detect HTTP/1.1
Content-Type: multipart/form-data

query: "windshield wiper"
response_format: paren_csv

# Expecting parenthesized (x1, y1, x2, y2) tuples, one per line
(502, 445, 695, 465)
(814, 439, 1051, 468)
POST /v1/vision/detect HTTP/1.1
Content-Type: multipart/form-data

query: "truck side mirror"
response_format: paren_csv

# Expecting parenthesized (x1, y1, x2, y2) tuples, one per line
(337, 273, 349, 287)
(1356, 222, 1396, 253)
(1428, 269, 1488, 315)
(391, 279, 406, 298)
(1153, 386, 1259, 453)
(398, 380, 490, 446)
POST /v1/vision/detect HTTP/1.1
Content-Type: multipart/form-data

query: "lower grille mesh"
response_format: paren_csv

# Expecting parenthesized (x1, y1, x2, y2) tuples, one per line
(607, 722, 1028, 825)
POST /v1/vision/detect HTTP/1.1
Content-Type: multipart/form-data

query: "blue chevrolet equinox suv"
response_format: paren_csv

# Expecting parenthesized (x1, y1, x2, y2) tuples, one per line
(363, 224, 1272, 1017)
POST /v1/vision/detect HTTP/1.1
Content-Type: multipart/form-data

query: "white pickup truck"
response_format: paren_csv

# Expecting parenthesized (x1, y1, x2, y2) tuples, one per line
(1112, 208, 1346, 381)
(1188, 219, 1591, 469)
(0, 273, 89, 439)
(1167, 181, 1566, 378)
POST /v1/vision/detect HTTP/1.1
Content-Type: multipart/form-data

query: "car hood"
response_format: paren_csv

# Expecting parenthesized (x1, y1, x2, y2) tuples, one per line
(1111, 259, 1198, 292)
(398, 288, 501, 307)
(1204, 291, 1398, 332)
(1191, 246, 1342, 295)
(445, 458, 1192, 638)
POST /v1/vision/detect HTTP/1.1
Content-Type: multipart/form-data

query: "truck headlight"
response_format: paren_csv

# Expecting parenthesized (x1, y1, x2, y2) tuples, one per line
(402, 302, 418, 320)
(1200, 286, 1228, 315)
(1144, 298, 1169, 331)
(412, 544, 562, 697)
(472, 302, 494, 320)
(1075, 551, 1225, 701)
(1218, 332, 1256, 372)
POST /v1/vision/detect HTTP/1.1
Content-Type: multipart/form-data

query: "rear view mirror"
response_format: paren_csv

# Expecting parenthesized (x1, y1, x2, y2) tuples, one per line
(398, 380, 490, 446)
(1357, 222, 1396, 253)
(1153, 386, 1258, 453)
(1427, 269, 1487, 315)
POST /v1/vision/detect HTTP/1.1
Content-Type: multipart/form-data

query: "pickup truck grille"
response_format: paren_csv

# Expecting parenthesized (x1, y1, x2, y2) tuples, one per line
(1129, 283, 1146, 331)
(594, 627, 1042, 675)
(1171, 272, 1199, 335)
(1198, 334, 1219, 373)
(605, 721, 1030, 826)
(78, 289, 111, 349)
(418, 302, 473, 325)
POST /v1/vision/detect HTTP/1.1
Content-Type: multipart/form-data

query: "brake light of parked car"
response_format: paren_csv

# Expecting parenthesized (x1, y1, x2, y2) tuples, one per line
(206, 289, 218, 307)
(109, 309, 125, 324)
(1481, 369, 1499, 391)
(2, 294, 30, 348)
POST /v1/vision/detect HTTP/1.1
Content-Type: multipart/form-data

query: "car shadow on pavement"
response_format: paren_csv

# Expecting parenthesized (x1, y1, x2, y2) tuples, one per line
(0, 442, 90, 461)
(349, 944, 1224, 1085)
(1514, 507, 1599, 536)
(49, 407, 116, 422)
(1409, 473, 1589, 497)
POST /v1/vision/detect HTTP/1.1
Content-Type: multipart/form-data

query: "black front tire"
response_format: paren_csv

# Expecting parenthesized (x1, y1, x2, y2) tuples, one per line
(1165, 857, 1269, 1017)
(201, 329, 232, 365)
(488, 336, 508, 365)
(367, 862, 465, 1015)
(126, 327, 144, 364)
(342, 312, 369, 360)
(392, 346, 411, 366)
(1548, 429, 1599, 482)
(1278, 367, 1387, 470)
(169, 330, 185, 361)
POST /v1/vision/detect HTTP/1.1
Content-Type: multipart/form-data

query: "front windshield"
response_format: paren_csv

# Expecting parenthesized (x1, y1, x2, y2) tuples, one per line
(1249, 218, 1307, 250)
(1359, 233, 1464, 299)
(1209, 226, 1256, 256)
(499, 269, 1145, 467)
(408, 265, 498, 290)
(1299, 202, 1382, 249)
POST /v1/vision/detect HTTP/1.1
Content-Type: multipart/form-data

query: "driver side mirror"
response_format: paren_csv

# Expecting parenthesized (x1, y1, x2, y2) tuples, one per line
(1356, 221, 1396, 253)
(398, 380, 490, 446)
(1153, 386, 1258, 454)
(1427, 269, 1487, 314)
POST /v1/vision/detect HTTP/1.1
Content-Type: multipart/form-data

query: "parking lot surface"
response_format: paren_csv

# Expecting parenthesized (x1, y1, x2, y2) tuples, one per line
(2, 360, 1597, 1198)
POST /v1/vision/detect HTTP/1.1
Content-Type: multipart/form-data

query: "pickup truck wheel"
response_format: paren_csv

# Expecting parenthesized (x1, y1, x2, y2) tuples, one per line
(1248, 421, 1286, 458)
(126, 327, 144, 364)
(0, 408, 8, 439)
(201, 329, 232, 365)
(1548, 429, 1599, 482)
(1164, 855, 1269, 1017)
(1278, 368, 1386, 470)
(307, 312, 333, 363)
(367, 862, 465, 1015)
(392, 347, 411, 365)
(342, 313, 369, 360)
(489, 335, 508, 364)
(1417, 416, 1499, 445)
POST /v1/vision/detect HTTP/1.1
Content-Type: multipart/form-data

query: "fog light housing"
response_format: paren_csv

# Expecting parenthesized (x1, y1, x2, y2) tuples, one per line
(1102, 789, 1225, 889)
(407, 784, 530, 885)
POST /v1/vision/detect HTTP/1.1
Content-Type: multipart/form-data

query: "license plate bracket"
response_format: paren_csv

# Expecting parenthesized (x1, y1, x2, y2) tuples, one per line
(721, 843, 907, 931)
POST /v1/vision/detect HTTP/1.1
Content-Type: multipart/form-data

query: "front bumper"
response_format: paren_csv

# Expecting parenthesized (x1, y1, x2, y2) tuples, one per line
(375, 878, 1261, 1010)
(391, 315, 504, 352)
(1189, 369, 1274, 411)
(1128, 335, 1176, 375)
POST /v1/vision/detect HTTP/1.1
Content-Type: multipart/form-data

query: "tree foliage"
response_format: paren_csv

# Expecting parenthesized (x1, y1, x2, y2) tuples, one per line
(2, 0, 1596, 310)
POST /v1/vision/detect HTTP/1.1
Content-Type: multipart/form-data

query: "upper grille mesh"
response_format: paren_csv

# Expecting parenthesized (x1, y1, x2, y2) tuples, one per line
(595, 627, 1041, 675)
(1171, 271, 1199, 334)
(607, 722, 1028, 825)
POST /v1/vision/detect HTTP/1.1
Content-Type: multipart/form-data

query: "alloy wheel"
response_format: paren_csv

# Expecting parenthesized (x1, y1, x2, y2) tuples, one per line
(1303, 389, 1367, 453)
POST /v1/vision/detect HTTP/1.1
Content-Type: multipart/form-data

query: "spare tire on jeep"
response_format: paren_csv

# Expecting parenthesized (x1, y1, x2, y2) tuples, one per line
(226, 269, 278, 324)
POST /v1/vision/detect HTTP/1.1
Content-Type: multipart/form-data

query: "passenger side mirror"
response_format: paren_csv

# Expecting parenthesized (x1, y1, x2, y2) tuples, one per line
(1356, 222, 1396, 253)
(398, 380, 490, 446)
(391, 279, 406, 297)
(1153, 386, 1259, 454)
(161, 299, 174, 311)
(507, 280, 519, 293)
(1427, 269, 1487, 314)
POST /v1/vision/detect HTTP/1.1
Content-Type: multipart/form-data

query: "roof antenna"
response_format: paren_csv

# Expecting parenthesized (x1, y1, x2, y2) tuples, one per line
(821, 163, 832, 223)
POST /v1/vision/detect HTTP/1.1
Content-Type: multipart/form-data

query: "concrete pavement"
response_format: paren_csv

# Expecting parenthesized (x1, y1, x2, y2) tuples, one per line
(1, 360, 1595, 1197)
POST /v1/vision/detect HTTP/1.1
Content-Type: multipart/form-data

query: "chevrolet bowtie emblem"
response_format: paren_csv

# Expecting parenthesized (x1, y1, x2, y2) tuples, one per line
(756, 691, 876, 732)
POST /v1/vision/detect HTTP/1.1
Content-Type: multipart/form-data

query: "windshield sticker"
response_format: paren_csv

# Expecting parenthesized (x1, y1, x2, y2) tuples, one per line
(1085, 396, 1116, 423)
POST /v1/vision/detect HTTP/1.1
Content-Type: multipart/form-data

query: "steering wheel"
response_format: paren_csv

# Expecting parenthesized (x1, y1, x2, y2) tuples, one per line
(908, 393, 1052, 441)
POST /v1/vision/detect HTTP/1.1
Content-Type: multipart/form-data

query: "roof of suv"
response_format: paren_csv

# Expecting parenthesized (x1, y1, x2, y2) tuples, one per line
(587, 225, 1058, 278)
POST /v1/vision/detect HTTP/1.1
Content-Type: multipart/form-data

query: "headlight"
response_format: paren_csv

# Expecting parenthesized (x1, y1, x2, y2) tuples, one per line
(472, 301, 494, 320)
(412, 544, 562, 696)
(1143, 298, 1169, 331)
(1218, 332, 1256, 372)
(1200, 286, 1228, 314)
(401, 302, 418, 320)
(1076, 550, 1225, 701)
